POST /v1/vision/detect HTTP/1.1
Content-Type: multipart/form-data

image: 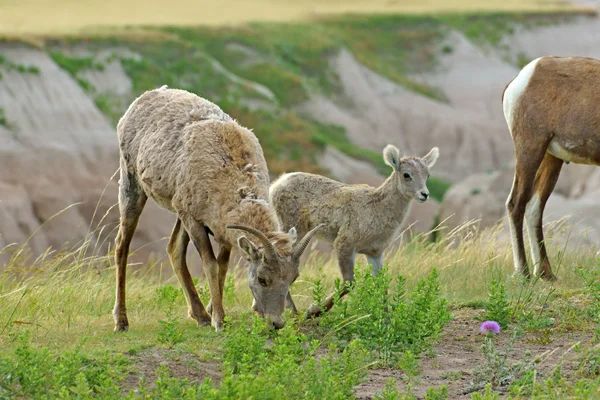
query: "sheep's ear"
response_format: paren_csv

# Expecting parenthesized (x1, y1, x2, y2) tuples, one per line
(422, 147, 439, 169)
(288, 227, 297, 245)
(383, 145, 401, 171)
(238, 236, 260, 261)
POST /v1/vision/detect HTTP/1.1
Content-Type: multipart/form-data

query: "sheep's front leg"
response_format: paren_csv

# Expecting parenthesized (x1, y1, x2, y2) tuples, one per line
(307, 238, 355, 318)
(183, 216, 225, 332)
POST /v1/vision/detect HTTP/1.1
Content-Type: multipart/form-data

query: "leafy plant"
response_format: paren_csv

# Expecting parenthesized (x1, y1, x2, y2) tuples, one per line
(321, 266, 451, 364)
(156, 285, 184, 346)
(482, 279, 511, 329)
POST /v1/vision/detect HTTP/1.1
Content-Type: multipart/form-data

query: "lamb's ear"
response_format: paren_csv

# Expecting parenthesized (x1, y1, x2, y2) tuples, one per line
(238, 236, 260, 261)
(422, 147, 439, 169)
(383, 145, 401, 171)
(288, 227, 297, 245)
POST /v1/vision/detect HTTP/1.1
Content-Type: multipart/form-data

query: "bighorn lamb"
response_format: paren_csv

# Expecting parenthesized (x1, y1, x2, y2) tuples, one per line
(113, 86, 322, 332)
(503, 56, 600, 281)
(269, 144, 439, 316)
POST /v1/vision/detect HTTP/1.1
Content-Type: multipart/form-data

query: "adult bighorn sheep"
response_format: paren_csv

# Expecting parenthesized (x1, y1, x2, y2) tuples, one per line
(503, 56, 600, 281)
(269, 144, 439, 316)
(113, 86, 322, 332)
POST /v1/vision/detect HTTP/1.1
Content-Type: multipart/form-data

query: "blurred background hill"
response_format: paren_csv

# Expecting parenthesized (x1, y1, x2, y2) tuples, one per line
(2, 0, 600, 271)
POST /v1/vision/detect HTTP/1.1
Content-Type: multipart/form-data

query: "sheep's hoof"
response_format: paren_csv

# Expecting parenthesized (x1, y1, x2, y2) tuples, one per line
(189, 310, 212, 327)
(114, 323, 129, 333)
(212, 316, 225, 332)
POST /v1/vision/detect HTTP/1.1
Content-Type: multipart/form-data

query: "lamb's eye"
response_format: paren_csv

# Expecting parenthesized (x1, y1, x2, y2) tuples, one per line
(258, 276, 268, 286)
(403, 173, 411, 180)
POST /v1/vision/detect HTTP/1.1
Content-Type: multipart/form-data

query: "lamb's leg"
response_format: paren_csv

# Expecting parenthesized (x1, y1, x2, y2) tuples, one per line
(113, 170, 147, 332)
(167, 218, 211, 326)
(525, 153, 562, 281)
(366, 253, 384, 276)
(207, 246, 231, 315)
(307, 238, 355, 318)
(183, 216, 225, 332)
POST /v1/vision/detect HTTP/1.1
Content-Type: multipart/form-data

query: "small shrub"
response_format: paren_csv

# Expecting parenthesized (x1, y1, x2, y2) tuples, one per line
(156, 285, 184, 346)
(482, 279, 511, 329)
(321, 266, 451, 364)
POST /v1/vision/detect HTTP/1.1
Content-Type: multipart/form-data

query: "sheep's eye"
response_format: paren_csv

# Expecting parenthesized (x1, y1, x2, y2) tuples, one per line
(258, 276, 268, 286)
(403, 173, 411, 180)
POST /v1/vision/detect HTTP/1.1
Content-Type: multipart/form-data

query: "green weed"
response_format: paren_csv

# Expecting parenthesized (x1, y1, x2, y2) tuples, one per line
(156, 285, 185, 346)
(482, 279, 511, 329)
(321, 266, 451, 364)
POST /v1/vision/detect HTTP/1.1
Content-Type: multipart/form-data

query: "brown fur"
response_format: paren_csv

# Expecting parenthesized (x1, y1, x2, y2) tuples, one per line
(112, 86, 318, 332)
(504, 56, 600, 280)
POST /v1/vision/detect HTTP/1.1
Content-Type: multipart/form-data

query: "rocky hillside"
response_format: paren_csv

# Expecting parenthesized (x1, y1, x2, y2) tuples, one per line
(2, 11, 600, 267)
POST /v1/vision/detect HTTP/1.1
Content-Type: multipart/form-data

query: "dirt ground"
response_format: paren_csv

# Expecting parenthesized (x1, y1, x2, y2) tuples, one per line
(122, 348, 222, 393)
(356, 309, 594, 399)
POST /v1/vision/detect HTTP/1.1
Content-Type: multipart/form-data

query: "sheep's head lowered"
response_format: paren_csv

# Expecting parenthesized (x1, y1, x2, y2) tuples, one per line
(227, 223, 324, 329)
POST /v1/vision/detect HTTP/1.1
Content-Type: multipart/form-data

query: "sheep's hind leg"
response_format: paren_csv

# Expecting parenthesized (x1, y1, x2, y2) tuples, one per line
(525, 153, 562, 281)
(167, 218, 211, 326)
(113, 170, 147, 332)
(183, 216, 225, 332)
(307, 238, 355, 318)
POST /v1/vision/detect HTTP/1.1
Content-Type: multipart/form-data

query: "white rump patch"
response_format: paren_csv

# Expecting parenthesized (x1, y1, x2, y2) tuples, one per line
(503, 57, 541, 135)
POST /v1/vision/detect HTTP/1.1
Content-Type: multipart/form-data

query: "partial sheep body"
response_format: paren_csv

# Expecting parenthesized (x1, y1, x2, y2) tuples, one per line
(118, 87, 274, 243)
(502, 56, 600, 281)
(113, 86, 321, 332)
(269, 145, 439, 316)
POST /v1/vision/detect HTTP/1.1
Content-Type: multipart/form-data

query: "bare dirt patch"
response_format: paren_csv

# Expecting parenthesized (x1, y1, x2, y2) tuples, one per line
(356, 309, 594, 399)
(121, 347, 221, 393)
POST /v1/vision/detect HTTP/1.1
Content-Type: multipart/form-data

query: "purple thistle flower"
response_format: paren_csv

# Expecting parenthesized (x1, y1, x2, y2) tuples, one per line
(480, 321, 501, 335)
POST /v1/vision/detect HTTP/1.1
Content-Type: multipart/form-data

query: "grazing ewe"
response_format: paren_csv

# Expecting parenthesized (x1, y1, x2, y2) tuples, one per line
(269, 144, 439, 316)
(503, 56, 600, 281)
(113, 86, 322, 332)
